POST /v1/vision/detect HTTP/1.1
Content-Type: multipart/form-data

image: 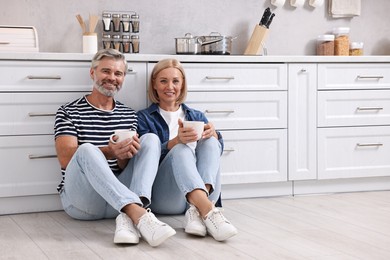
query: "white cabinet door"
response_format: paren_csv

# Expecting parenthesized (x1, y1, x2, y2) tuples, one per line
(288, 64, 317, 180)
(318, 90, 390, 127)
(220, 129, 287, 184)
(186, 91, 287, 130)
(318, 126, 390, 179)
(0, 135, 61, 197)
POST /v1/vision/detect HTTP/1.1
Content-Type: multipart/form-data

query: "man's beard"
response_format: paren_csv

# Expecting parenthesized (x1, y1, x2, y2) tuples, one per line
(93, 80, 121, 97)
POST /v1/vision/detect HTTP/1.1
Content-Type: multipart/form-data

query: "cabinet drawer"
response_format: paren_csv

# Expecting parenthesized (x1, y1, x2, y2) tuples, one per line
(318, 90, 390, 127)
(148, 63, 287, 91)
(0, 135, 60, 197)
(0, 92, 87, 135)
(0, 61, 92, 91)
(186, 91, 287, 130)
(220, 129, 287, 184)
(318, 126, 390, 179)
(318, 64, 390, 90)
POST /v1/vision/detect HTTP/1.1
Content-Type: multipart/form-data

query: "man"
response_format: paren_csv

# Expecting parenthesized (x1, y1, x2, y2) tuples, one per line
(54, 49, 175, 247)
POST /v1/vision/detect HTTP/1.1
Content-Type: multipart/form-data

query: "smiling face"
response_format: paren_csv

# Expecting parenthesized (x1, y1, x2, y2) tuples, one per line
(153, 67, 184, 111)
(90, 57, 126, 97)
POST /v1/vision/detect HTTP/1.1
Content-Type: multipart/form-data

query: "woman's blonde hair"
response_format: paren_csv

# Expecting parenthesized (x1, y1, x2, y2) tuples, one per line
(148, 58, 187, 104)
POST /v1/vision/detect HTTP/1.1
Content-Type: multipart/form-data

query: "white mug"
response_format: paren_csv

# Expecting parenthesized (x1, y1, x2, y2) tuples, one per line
(183, 121, 205, 140)
(109, 130, 136, 143)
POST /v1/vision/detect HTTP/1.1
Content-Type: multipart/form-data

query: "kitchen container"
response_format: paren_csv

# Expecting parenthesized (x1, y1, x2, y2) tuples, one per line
(112, 34, 121, 51)
(333, 27, 350, 56)
(349, 42, 364, 56)
(102, 34, 112, 49)
(122, 35, 131, 53)
(199, 32, 234, 55)
(316, 34, 334, 56)
(175, 33, 201, 54)
(102, 13, 112, 31)
(131, 14, 140, 33)
(112, 14, 121, 32)
(131, 35, 139, 53)
(121, 14, 131, 32)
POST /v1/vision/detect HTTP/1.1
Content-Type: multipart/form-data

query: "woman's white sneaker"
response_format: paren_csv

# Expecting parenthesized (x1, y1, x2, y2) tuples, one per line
(136, 209, 176, 247)
(184, 204, 207, 237)
(114, 213, 139, 244)
(203, 207, 238, 241)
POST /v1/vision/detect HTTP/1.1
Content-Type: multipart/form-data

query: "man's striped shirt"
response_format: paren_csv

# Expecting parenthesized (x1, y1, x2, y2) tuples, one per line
(54, 96, 137, 192)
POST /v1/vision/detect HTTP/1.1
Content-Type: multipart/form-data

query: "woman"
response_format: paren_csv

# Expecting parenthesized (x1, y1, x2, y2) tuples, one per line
(137, 58, 237, 241)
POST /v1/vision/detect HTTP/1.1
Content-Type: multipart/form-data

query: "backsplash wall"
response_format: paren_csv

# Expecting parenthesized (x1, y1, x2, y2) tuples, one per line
(1, 0, 390, 55)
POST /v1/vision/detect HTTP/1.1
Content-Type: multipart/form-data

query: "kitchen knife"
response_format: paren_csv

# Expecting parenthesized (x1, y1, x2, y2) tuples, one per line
(265, 13, 275, 28)
(259, 7, 271, 26)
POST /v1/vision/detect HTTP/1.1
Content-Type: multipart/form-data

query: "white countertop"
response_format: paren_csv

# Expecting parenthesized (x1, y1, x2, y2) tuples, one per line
(1, 52, 390, 63)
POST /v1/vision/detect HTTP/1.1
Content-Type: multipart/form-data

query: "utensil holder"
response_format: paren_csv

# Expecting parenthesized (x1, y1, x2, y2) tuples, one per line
(82, 33, 97, 54)
(244, 24, 269, 55)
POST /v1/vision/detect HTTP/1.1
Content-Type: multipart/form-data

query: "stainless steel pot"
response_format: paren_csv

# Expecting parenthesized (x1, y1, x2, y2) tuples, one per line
(175, 33, 223, 55)
(198, 32, 235, 55)
(175, 33, 200, 55)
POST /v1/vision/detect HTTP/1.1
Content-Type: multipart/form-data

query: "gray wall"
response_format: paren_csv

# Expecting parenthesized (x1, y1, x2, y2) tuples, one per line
(1, 0, 390, 55)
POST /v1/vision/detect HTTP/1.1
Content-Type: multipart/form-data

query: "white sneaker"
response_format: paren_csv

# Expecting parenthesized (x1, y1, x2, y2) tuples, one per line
(203, 207, 238, 241)
(136, 209, 176, 247)
(114, 213, 139, 244)
(184, 204, 207, 237)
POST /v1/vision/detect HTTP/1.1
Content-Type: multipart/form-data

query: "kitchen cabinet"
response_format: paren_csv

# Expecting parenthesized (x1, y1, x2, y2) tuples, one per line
(176, 63, 289, 188)
(288, 64, 317, 181)
(0, 60, 147, 214)
(1, 53, 390, 213)
(317, 63, 390, 180)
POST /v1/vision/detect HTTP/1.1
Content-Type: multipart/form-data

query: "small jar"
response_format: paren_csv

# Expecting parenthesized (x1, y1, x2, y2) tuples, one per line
(316, 34, 335, 55)
(131, 14, 140, 33)
(102, 34, 112, 49)
(112, 14, 121, 32)
(122, 35, 131, 53)
(131, 35, 140, 53)
(349, 42, 364, 56)
(112, 34, 121, 51)
(121, 14, 131, 32)
(102, 12, 112, 32)
(333, 27, 350, 56)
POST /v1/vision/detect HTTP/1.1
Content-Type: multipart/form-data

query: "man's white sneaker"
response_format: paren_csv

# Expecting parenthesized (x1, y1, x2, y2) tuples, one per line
(114, 213, 139, 244)
(136, 209, 176, 247)
(184, 204, 207, 237)
(203, 207, 238, 241)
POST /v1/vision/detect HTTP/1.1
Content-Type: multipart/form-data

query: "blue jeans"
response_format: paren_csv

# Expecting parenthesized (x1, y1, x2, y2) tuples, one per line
(60, 133, 161, 220)
(150, 137, 222, 215)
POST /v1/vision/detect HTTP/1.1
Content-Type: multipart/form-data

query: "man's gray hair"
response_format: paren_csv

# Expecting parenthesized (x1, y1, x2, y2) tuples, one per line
(91, 49, 128, 74)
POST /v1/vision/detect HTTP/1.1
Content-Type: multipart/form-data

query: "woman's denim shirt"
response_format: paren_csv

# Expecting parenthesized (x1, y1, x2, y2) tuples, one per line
(137, 103, 224, 162)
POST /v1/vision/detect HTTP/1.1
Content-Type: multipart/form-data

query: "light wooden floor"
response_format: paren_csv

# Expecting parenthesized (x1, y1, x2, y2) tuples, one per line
(1, 190, 390, 260)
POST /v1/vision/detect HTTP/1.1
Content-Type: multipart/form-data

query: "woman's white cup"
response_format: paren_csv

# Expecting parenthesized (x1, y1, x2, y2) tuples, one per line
(110, 130, 136, 143)
(183, 121, 205, 140)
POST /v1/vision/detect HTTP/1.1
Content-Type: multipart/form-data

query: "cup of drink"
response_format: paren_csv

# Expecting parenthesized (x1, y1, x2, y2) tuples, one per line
(183, 121, 205, 140)
(109, 130, 136, 143)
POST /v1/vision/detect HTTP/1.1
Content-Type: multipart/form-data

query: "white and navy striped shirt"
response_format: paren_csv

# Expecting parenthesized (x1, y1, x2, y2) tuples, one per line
(54, 96, 137, 192)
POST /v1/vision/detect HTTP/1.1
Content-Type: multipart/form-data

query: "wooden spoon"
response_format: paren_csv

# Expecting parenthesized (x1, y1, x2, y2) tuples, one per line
(89, 14, 99, 33)
(76, 14, 86, 34)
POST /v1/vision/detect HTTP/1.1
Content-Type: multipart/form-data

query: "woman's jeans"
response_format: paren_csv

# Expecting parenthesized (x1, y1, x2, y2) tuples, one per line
(150, 137, 222, 215)
(60, 133, 161, 220)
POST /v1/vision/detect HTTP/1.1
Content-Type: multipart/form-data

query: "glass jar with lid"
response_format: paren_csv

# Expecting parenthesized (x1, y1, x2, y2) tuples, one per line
(131, 14, 140, 33)
(102, 34, 112, 49)
(333, 27, 350, 56)
(131, 35, 140, 53)
(316, 34, 335, 55)
(122, 35, 131, 53)
(349, 42, 364, 56)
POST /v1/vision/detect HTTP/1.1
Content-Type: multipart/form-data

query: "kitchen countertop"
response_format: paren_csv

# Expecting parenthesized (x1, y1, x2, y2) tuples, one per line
(1, 52, 390, 63)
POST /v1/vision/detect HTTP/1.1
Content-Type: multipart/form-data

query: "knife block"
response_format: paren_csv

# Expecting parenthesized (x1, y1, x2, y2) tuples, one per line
(244, 24, 269, 55)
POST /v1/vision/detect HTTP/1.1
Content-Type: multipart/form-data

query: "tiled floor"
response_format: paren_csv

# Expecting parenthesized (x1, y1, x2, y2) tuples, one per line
(1, 190, 390, 259)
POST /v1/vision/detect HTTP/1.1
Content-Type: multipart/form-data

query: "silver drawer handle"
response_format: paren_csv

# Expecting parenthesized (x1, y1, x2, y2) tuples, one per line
(27, 75, 62, 80)
(0, 42, 10, 45)
(356, 107, 384, 111)
(356, 143, 383, 147)
(127, 68, 137, 75)
(223, 148, 235, 152)
(29, 112, 56, 117)
(29, 154, 57, 159)
(357, 75, 384, 80)
(205, 110, 235, 114)
(205, 76, 235, 80)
